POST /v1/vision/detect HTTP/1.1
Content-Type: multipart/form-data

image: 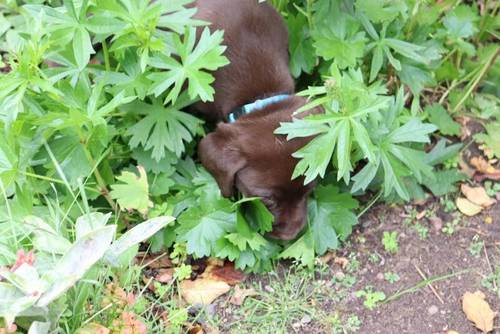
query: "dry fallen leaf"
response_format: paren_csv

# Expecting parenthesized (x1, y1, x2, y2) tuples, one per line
(470, 157, 500, 181)
(462, 291, 497, 333)
(416, 210, 427, 220)
(229, 286, 258, 306)
(180, 278, 230, 305)
(155, 268, 174, 283)
(461, 184, 496, 208)
(334, 257, 349, 268)
(316, 252, 336, 264)
(456, 197, 483, 216)
(446, 331, 459, 334)
(188, 324, 203, 334)
(203, 262, 245, 285)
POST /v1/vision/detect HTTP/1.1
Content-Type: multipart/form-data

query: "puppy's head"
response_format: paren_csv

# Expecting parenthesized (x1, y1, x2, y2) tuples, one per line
(199, 110, 315, 240)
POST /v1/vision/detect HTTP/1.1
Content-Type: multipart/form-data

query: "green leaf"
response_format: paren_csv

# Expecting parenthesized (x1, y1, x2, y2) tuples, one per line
(355, 0, 407, 23)
(312, 0, 366, 69)
(110, 166, 152, 214)
(389, 118, 437, 144)
(148, 27, 229, 103)
(443, 5, 479, 39)
(279, 229, 315, 269)
(287, 13, 316, 77)
(241, 199, 274, 234)
(474, 123, 500, 159)
(225, 211, 267, 252)
(426, 104, 460, 136)
(425, 139, 462, 166)
(176, 206, 235, 258)
(125, 99, 203, 161)
(422, 170, 466, 196)
(73, 26, 94, 70)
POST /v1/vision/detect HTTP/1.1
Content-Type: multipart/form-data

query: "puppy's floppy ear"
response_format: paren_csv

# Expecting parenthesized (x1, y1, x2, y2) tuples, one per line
(198, 125, 245, 197)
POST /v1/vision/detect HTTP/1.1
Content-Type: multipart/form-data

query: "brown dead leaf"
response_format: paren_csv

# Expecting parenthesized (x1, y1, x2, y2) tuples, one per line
(456, 197, 483, 216)
(462, 291, 497, 333)
(316, 252, 336, 265)
(155, 268, 174, 284)
(188, 324, 203, 334)
(446, 331, 459, 334)
(229, 286, 258, 306)
(461, 184, 496, 208)
(470, 157, 500, 181)
(180, 278, 230, 305)
(416, 210, 427, 220)
(203, 262, 245, 285)
(334, 257, 349, 268)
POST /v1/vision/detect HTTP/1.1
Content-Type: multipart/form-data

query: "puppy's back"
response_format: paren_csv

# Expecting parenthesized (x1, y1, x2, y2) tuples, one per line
(193, 0, 294, 119)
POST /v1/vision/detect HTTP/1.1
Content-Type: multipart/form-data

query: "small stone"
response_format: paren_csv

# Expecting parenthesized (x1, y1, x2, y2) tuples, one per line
(292, 322, 301, 330)
(428, 305, 439, 315)
(264, 285, 275, 293)
(429, 217, 443, 231)
(334, 271, 345, 280)
(301, 315, 312, 324)
(440, 309, 446, 315)
(376, 273, 384, 281)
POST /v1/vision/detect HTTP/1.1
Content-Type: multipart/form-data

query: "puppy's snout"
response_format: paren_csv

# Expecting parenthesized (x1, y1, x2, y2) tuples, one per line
(267, 199, 308, 240)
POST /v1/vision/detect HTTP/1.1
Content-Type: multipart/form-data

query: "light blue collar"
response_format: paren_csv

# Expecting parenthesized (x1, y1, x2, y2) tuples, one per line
(227, 94, 290, 123)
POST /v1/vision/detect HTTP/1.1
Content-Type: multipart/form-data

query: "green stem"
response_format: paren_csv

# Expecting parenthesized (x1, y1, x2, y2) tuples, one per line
(357, 190, 383, 219)
(20, 171, 100, 194)
(82, 146, 117, 210)
(451, 47, 498, 113)
(102, 40, 111, 72)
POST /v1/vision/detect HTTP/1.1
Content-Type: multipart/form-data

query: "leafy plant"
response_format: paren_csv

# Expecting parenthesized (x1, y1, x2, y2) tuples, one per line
(0, 0, 498, 330)
(382, 231, 399, 254)
(384, 272, 400, 284)
(355, 287, 386, 310)
(0, 213, 173, 331)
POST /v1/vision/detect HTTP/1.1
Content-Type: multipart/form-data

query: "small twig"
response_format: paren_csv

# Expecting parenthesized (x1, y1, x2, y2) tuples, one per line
(357, 190, 383, 219)
(483, 244, 497, 291)
(413, 263, 445, 304)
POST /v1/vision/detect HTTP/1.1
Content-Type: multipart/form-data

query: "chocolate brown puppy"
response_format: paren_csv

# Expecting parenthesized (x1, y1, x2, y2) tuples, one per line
(194, 0, 320, 240)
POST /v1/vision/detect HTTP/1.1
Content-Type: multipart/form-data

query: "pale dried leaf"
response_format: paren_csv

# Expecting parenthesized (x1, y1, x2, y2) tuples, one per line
(155, 268, 174, 284)
(229, 286, 258, 306)
(456, 197, 483, 216)
(180, 278, 230, 305)
(462, 291, 496, 333)
(461, 184, 496, 208)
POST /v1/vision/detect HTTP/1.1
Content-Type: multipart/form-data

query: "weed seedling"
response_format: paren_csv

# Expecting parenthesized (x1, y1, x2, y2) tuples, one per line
(384, 272, 401, 284)
(355, 287, 386, 310)
(382, 231, 399, 254)
(481, 266, 500, 298)
(413, 223, 429, 240)
(468, 235, 484, 258)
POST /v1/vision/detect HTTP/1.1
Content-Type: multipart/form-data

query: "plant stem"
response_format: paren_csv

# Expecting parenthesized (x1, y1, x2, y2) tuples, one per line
(82, 147, 117, 210)
(451, 47, 498, 113)
(102, 40, 111, 72)
(357, 190, 383, 219)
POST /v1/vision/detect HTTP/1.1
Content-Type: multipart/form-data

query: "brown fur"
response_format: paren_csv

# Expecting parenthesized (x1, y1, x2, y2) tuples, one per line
(194, 0, 319, 240)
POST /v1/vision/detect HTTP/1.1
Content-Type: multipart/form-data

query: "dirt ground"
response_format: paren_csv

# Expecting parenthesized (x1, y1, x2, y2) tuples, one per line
(344, 202, 499, 334)
(213, 200, 499, 334)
